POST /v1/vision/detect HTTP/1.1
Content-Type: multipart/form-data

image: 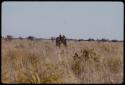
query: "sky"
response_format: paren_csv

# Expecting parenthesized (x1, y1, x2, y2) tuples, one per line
(2, 1, 124, 40)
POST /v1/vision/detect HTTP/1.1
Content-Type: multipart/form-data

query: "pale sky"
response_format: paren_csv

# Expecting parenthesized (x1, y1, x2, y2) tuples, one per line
(2, 1, 124, 40)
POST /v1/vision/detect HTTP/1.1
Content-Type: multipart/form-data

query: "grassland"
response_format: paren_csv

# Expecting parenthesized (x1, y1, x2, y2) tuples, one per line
(1, 39, 123, 84)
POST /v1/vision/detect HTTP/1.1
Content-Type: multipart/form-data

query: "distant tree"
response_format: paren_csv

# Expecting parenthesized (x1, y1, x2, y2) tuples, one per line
(112, 40, 118, 42)
(56, 34, 67, 48)
(88, 38, 94, 41)
(6, 35, 13, 41)
(27, 36, 34, 40)
(101, 38, 108, 42)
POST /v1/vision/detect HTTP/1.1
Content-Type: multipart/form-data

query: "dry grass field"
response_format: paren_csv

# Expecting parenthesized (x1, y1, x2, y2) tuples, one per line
(1, 39, 123, 84)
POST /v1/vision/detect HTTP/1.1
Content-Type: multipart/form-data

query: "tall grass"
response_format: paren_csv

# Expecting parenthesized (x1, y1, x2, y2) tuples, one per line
(1, 39, 123, 84)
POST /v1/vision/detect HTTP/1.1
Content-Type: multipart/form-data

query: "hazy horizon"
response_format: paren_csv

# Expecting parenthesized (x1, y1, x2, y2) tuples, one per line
(2, 2, 124, 40)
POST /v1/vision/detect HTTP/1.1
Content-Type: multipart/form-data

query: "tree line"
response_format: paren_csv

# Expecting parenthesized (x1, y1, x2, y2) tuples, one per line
(1, 35, 123, 42)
